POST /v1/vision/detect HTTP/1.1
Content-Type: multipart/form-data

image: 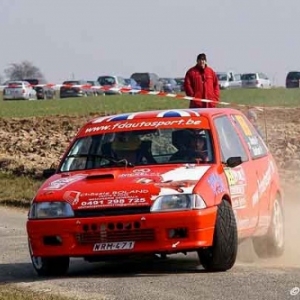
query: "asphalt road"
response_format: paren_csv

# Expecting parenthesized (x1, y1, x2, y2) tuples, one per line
(0, 205, 300, 300)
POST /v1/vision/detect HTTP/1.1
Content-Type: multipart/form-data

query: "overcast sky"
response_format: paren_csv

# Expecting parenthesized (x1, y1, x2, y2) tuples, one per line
(0, 0, 299, 86)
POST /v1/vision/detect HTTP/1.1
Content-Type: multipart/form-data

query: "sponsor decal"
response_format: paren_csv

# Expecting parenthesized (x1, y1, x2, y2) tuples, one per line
(76, 189, 150, 209)
(252, 161, 274, 206)
(235, 115, 252, 136)
(63, 190, 81, 205)
(232, 197, 247, 209)
(224, 166, 246, 186)
(207, 173, 225, 195)
(224, 166, 247, 208)
(132, 168, 151, 173)
(44, 174, 86, 190)
(85, 118, 202, 133)
(119, 172, 161, 178)
(137, 166, 210, 195)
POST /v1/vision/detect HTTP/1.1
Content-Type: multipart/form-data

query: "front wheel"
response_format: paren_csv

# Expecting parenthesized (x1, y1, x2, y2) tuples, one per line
(198, 200, 238, 272)
(252, 196, 284, 258)
(29, 241, 70, 276)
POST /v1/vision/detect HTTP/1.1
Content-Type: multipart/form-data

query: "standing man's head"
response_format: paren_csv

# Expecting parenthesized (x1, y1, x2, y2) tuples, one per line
(196, 53, 207, 69)
(246, 109, 258, 124)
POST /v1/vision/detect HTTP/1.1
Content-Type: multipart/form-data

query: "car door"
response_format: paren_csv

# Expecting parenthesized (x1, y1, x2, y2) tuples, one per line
(233, 74, 242, 88)
(231, 113, 272, 231)
(213, 115, 259, 237)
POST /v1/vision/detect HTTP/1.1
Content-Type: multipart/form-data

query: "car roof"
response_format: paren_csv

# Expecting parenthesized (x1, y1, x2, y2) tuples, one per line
(85, 108, 242, 126)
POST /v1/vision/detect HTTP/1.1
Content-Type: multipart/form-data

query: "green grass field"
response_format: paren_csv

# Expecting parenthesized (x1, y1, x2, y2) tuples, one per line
(0, 88, 299, 118)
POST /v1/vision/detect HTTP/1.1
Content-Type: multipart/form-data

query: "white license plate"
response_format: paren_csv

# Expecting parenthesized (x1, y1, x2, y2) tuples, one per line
(93, 241, 135, 252)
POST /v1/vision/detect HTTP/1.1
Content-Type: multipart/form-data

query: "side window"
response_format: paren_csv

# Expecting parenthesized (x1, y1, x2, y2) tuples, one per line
(231, 114, 268, 159)
(234, 74, 241, 81)
(214, 116, 248, 163)
(118, 77, 125, 85)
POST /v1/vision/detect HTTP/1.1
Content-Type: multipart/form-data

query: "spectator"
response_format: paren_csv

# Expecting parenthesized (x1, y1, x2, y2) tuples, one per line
(184, 53, 220, 108)
(246, 109, 264, 138)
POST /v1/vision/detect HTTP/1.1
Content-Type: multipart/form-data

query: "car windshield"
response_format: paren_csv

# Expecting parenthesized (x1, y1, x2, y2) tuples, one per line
(59, 128, 214, 172)
(130, 73, 149, 83)
(7, 82, 23, 88)
(63, 81, 80, 85)
(97, 76, 116, 86)
(217, 74, 228, 81)
(23, 79, 39, 85)
(241, 73, 257, 80)
(287, 72, 300, 80)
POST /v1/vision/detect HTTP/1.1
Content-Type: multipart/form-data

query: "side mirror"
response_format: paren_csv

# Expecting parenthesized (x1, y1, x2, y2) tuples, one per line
(226, 156, 243, 168)
(42, 168, 56, 179)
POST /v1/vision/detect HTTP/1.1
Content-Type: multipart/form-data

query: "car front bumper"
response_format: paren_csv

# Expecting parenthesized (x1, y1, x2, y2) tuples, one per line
(27, 207, 217, 257)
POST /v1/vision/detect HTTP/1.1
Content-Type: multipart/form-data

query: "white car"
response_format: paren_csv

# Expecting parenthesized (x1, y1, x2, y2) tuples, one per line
(217, 72, 242, 89)
(97, 75, 127, 95)
(241, 73, 272, 89)
(3, 81, 37, 100)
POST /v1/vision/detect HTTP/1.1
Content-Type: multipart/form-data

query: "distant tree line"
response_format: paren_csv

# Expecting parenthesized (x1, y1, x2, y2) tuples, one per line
(0, 60, 46, 84)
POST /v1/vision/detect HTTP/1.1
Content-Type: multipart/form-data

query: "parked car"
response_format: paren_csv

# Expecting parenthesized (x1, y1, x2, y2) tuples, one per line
(241, 73, 271, 89)
(285, 71, 300, 88)
(87, 81, 104, 96)
(24, 78, 55, 98)
(59, 80, 94, 99)
(160, 78, 181, 93)
(174, 78, 185, 91)
(23, 79, 56, 99)
(97, 76, 126, 95)
(130, 72, 163, 91)
(27, 107, 284, 276)
(217, 72, 242, 89)
(3, 81, 37, 100)
(33, 86, 56, 100)
(124, 78, 141, 94)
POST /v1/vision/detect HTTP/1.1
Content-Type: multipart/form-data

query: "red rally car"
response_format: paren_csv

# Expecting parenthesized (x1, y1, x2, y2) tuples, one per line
(26, 108, 285, 276)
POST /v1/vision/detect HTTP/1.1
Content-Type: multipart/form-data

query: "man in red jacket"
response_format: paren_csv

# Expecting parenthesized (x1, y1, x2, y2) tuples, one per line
(184, 53, 220, 108)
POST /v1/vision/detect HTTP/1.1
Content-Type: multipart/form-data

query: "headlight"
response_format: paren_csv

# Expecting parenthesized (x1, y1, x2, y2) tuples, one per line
(28, 202, 74, 219)
(150, 194, 206, 212)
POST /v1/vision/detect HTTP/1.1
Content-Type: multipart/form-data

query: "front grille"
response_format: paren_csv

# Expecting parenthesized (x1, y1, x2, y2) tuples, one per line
(74, 206, 151, 217)
(76, 228, 155, 244)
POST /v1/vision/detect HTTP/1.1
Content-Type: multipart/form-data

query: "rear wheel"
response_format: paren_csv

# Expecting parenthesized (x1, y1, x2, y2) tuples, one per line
(252, 196, 284, 258)
(29, 241, 70, 277)
(198, 200, 238, 271)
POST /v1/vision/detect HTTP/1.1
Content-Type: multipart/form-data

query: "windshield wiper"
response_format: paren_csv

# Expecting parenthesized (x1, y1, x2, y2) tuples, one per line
(66, 154, 135, 167)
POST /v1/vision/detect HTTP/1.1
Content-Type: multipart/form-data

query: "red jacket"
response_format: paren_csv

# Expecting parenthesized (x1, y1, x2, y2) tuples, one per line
(184, 65, 220, 108)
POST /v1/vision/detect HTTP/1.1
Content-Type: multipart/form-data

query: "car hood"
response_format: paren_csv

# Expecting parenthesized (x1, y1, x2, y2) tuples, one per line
(38, 165, 211, 210)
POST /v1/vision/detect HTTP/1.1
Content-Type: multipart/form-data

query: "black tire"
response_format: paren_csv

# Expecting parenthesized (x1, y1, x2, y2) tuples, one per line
(198, 200, 238, 272)
(29, 241, 70, 277)
(252, 196, 284, 258)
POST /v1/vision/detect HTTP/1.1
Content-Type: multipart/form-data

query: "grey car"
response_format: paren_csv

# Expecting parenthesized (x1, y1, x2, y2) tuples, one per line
(217, 72, 242, 89)
(59, 80, 94, 98)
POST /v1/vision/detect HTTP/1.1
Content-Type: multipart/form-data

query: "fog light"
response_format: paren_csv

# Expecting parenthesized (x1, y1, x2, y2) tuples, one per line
(167, 228, 188, 239)
(168, 229, 176, 238)
(43, 235, 63, 246)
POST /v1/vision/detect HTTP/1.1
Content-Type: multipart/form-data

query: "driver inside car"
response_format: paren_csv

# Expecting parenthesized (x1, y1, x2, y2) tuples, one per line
(189, 134, 209, 162)
(111, 132, 142, 164)
(170, 130, 209, 163)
